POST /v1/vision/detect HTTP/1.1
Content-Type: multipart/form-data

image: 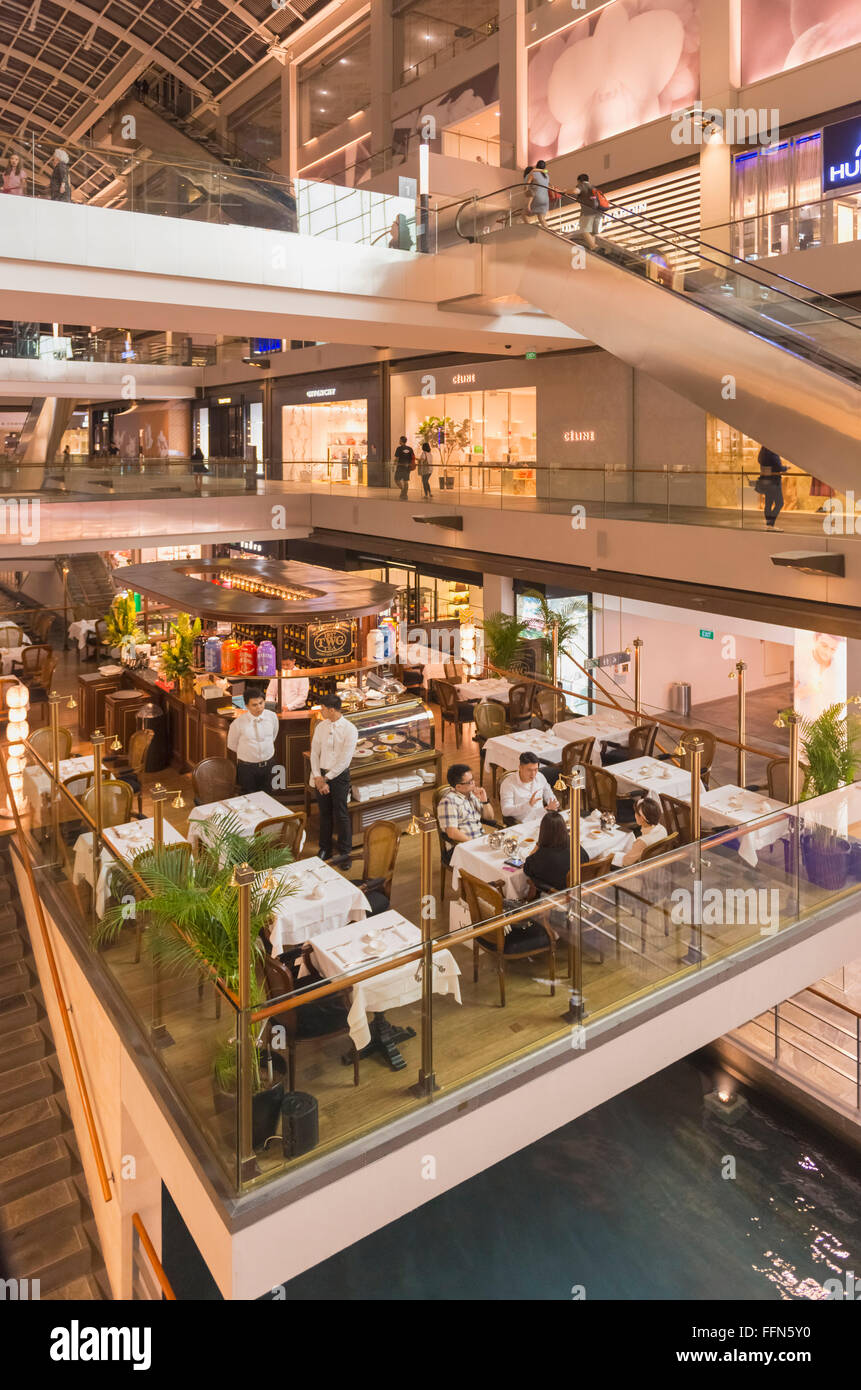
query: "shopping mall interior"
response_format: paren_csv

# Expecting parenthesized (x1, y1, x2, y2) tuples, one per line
(1, 0, 861, 1328)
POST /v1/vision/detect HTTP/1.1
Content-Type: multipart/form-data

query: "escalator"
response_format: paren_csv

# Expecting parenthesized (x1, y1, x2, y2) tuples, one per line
(455, 186, 861, 489)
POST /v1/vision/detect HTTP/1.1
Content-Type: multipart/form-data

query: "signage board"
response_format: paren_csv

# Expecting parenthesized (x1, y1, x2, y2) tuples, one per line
(823, 116, 861, 194)
(699, 628, 714, 639)
(585, 650, 629, 670)
(306, 620, 355, 664)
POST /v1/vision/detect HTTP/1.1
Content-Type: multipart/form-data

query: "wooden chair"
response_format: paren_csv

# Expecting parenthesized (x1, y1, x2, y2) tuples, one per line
(256, 812, 306, 860)
(0, 625, 23, 648)
(531, 685, 570, 729)
(82, 778, 134, 828)
(13, 644, 51, 679)
(124, 727, 155, 816)
(85, 618, 110, 662)
(659, 793, 692, 846)
(348, 819, 400, 915)
(460, 870, 556, 1008)
(397, 663, 425, 701)
(640, 830, 678, 862)
(602, 720, 659, 765)
(431, 785, 457, 903)
(507, 681, 535, 731)
(562, 737, 595, 775)
(435, 680, 474, 747)
(29, 610, 53, 644)
(473, 698, 507, 787)
(443, 660, 464, 682)
(30, 725, 72, 762)
(263, 951, 359, 1092)
(62, 771, 95, 798)
(766, 758, 807, 803)
(670, 729, 716, 790)
(192, 756, 237, 806)
(585, 765, 617, 816)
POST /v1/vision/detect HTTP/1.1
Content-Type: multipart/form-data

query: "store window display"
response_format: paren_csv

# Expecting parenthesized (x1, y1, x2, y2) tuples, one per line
(403, 388, 536, 496)
(282, 399, 368, 483)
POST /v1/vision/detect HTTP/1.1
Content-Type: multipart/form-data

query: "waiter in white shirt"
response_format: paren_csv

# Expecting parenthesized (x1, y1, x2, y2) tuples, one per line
(310, 693, 358, 862)
(265, 656, 309, 712)
(227, 685, 280, 794)
(500, 751, 559, 824)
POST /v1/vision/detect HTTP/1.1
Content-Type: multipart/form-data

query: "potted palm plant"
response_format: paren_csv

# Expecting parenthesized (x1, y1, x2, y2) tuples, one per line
(103, 591, 144, 662)
(97, 813, 298, 1147)
(479, 611, 526, 674)
(160, 611, 201, 699)
(788, 701, 861, 889)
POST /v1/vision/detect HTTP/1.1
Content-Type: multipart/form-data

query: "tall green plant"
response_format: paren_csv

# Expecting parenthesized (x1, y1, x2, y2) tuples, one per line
(417, 415, 472, 472)
(782, 701, 861, 798)
(104, 591, 144, 649)
(161, 611, 201, 680)
(520, 588, 588, 679)
(479, 611, 526, 671)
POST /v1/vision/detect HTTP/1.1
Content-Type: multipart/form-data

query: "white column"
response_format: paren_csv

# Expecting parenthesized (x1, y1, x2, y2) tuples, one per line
(370, 1, 393, 162)
(482, 573, 515, 615)
(698, 0, 739, 248)
(499, 0, 525, 170)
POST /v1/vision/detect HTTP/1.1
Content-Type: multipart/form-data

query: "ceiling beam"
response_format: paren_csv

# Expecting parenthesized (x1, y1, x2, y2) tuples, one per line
(56, 0, 212, 99)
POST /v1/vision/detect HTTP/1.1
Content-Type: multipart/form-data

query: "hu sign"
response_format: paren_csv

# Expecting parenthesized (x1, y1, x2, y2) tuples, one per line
(823, 117, 861, 194)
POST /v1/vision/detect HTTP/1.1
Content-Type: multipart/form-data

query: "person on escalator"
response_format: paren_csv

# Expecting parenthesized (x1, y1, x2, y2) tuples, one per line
(571, 173, 607, 250)
(752, 446, 788, 529)
(525, 160, 551, 229)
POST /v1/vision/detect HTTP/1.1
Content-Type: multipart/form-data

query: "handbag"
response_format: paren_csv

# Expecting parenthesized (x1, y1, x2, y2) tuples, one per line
(753, 477, 768, 495)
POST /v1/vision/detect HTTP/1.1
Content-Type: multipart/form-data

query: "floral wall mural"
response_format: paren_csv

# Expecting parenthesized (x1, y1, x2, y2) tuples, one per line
(740, 0, 861, 85)
(527, 0, 700, 165)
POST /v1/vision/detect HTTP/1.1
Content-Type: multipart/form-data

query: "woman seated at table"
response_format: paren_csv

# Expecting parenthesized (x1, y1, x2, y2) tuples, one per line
(500, 751, 559, 825)
(522, 810, 589, 896)
(612, 797, 667, 867)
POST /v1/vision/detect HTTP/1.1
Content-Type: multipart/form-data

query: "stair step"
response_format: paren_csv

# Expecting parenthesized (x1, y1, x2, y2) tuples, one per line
(0, 1022, 47, 1073)
(0, 959, 30, 999)
(0, 933, 25, 964)
(0, 1096, 63, 1158)
(12, 1220, 92, 1293)
(0, 1177, 80, 1244)
(0, 1058, 54, 1115)
(0, 878, 15, 905)
(0, 903, 21, 934)
(0, 993, 38, 1034)
(0, 1135, 71, 1203)
(43, 1272, 106, 1301)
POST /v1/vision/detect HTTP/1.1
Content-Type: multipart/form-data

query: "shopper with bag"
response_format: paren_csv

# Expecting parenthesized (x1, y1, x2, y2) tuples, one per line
(571, 172, 609, 249)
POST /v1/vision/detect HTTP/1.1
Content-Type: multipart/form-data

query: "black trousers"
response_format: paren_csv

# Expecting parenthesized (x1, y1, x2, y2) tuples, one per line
(315, 768, 352, 857)
(763, 483, 784, 524)
(237, 758, 274, 794)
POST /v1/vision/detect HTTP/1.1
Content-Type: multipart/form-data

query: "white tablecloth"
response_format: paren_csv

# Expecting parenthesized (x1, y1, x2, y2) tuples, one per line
(23, 754, 94, 823)
(450, 808, 633, 896)
(72, 818, 186, 916)
(0, 634, 31, 675)
(307, 909, 461, 1051)
(552, 714, 635, 763)
(267, 857, 370, 951)
(68, 619, 96, 652)
(483, 728, 571, 774)
(456, 678, 512, 703)
(700, 785, 788, 868)
(607, 756, 704, 802)
(187, 790, 294, 851)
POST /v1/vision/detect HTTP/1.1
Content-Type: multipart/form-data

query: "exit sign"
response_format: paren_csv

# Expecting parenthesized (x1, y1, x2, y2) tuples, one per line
(699, 628, 714, 639)
(525, 351, 537, 360)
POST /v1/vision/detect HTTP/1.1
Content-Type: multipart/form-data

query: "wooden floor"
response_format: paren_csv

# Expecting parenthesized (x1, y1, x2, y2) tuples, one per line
(24, 644, 826, 1186)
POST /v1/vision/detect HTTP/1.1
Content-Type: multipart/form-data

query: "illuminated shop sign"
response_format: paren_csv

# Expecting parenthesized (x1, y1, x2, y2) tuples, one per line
(563, 429, 596, 442)
(306, 387, 338, 398)
(306, 620, 355, 663)
(451, 374, 476, 385)
(823, 117, 861, 193)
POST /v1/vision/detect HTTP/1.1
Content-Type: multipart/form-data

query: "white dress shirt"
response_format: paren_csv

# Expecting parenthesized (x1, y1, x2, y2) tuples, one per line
(265, 674, 309, 711)
(310, 715, 359, 782)
(612, 820, 667, 867)
(500, 770, 555, 822)
(227, 708, 279, 763)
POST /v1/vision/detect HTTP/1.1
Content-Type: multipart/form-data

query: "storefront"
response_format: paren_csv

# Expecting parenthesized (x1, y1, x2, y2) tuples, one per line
(194, 389, 264, 463)
(273, 369, 384, 485)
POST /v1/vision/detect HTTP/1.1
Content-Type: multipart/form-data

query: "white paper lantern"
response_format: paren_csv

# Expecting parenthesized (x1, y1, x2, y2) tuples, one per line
(6, 750, 26, 774)
(7, 721, 28, 744)
(6, 684, 28, 710)
(9, 774, 24, 795)
(7, 704, 28, 723)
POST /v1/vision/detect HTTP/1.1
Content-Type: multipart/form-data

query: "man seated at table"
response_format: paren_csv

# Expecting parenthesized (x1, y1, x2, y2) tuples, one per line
(436, 763, 498, 859)
(500, 751, 559, 825)
(612, 796, 668, 867)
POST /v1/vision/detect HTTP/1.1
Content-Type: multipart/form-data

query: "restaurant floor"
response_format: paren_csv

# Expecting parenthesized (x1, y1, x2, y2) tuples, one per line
(32, 645, 807, 1184)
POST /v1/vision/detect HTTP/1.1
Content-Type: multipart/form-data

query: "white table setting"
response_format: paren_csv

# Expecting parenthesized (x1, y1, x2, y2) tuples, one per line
(267, 856, 371, 952)
(552, 712, 636, 763)
(68, 619, 96, 653)
(23, 753, 95, 825)
(607, 755, 704, 801)
(72, 817, 187, 916)
(450, 807, 633, 899)
(303, 909, 462, 1053)
(483, 727, 571, 775)
(700, 784, 788, 867)
(187, 790, 296, 851)
(456, 677, 512, 703)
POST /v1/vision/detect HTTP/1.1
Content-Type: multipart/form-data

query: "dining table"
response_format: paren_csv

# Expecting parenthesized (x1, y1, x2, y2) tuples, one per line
(606, 755, 704, 802)
(699, 784, 788, 868)
(552, 712, 636, 763)
(72, 817, 187, 916)
(302, 909, 462, 1068)
(266, 856, 371, 953)
(456, 677, 512, 704)
(482, 727, 571, 776)
(68, 619, 96, 653)
(187, 790, 297, 852)
(23, 753, 95, 825)
(450, 807, 633, 900)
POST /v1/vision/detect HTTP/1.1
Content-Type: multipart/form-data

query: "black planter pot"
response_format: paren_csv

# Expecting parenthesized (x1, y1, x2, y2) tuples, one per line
(212, 1048, 287, 1150)
(801, 832, 851, 891)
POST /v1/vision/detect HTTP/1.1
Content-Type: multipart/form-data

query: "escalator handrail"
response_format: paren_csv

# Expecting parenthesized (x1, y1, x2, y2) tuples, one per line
(454, 183, 861, 332)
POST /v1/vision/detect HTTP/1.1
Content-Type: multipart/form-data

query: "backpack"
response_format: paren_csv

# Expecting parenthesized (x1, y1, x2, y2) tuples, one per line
(592, 188, 610, 211)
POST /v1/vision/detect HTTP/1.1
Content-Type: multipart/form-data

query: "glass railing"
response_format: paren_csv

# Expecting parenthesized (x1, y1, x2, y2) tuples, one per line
(705, 193, 861, 264)
(8, 136, 434, 252)
(399, 18, 499, 86)
(732, 984, 861, 1115)
(455, 184, 861, 387)
(12, 712, 861, 1196)
(0, 332, 215, 367)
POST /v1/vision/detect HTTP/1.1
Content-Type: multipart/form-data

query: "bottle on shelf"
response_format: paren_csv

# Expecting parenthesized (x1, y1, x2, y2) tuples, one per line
(221, 637, 240, 676)
(256, 639, 277, 678)
(239, 640, 258, 676)
(204, 635, 222, 673)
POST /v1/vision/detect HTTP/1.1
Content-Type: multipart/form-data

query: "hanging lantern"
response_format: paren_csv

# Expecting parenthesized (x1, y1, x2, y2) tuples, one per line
(7, 704, 28, 724)
(6, 750, 26, 775)
(7, 721, 28, 744)
(6, 684, 28, 710)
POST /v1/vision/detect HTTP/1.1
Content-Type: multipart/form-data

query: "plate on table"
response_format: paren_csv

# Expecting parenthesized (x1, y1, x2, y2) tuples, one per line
(353, 748, 375, 759)
(378, 732, 404, 745)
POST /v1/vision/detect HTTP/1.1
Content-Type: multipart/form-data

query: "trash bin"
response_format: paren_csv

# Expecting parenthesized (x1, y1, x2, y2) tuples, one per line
(671, 682, 691, 717)
(280, 1091, 318, 1158)
(136, 701, 169, 772)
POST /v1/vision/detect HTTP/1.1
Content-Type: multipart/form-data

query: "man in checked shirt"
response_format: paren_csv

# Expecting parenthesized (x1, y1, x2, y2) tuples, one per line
(436, 763, 499, 862)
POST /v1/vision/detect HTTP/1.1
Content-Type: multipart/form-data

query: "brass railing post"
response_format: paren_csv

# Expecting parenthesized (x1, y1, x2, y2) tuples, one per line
(416, 813, 436, 1095)
(733, 660, 747, 789)
(48, 690, 62, 856)
(786, 711, 801, 803)
(681, 735, 704, 966)
(149, 785, 172, 1048)
(551, 622, 560, 722)
(632, 637, 643, 726)
(233, 862, 258, 1183)
(62, 565, 70, 651)
(563, 765, 585, 1022)
(91, 729, 105, 916)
